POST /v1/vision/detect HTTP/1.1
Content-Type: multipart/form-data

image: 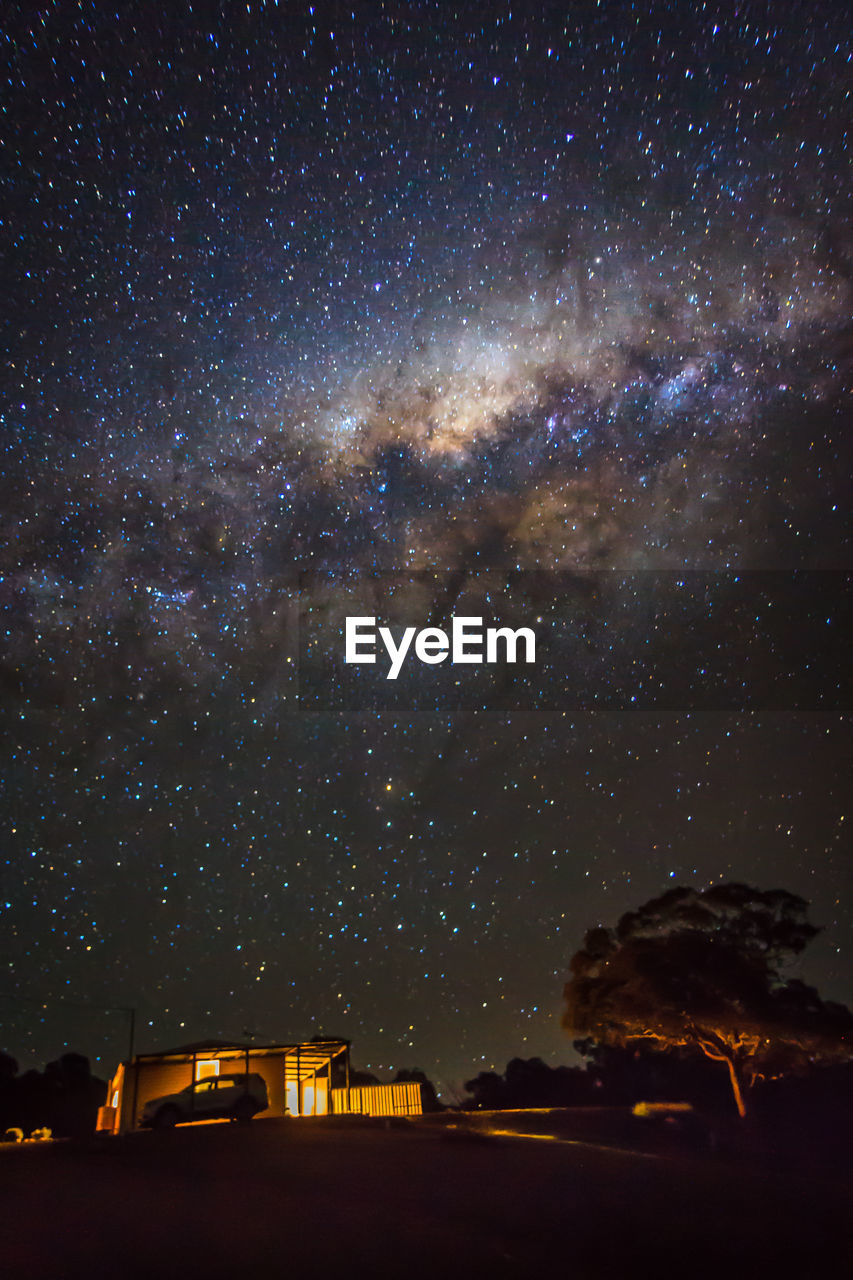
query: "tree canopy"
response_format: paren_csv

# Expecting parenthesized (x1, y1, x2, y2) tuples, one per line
(563, 883, 852, 1117)
(464, 1057, 592, 1110)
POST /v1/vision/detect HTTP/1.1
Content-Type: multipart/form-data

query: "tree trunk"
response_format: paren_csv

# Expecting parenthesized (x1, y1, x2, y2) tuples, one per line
(725, 1056, 747, 1119)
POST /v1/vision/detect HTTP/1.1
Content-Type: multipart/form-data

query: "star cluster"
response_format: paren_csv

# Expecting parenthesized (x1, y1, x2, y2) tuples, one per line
(1, 1, 851, 1090)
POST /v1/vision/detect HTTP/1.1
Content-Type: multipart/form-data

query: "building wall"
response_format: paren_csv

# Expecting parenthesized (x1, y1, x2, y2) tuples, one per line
(245, 1051, 288, 1117)
(124, 1059, 195, 1131)
(96, 1061, 125, 1134)
(295, 1074, 329, 1116)
(100, 1045, 417, 1131)
(106, 1049, 339, 1130)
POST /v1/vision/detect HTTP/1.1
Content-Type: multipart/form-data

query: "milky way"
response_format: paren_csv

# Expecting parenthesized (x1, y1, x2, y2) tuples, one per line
(2, 2, 851, 1090)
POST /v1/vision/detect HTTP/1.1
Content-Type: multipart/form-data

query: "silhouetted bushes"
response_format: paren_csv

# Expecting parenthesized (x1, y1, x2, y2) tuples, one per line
(0, 1051, 106, 1138)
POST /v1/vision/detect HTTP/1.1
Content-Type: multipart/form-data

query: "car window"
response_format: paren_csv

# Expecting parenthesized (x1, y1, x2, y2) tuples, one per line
(194, 1079, 216, 1092)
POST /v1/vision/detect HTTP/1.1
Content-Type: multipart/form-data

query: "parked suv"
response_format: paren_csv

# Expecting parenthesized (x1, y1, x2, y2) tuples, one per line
(140, 1072, 269, 1129)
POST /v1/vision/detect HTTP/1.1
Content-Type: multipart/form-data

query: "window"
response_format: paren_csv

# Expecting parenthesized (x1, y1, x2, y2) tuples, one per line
(195, 1059, 220, 1081)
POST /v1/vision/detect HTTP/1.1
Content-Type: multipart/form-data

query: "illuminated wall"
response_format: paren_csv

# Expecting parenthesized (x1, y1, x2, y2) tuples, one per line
(101, 1042, 351, 1131)
(299, 1076, 329, 1116)
(99, 1043, 430, 1130)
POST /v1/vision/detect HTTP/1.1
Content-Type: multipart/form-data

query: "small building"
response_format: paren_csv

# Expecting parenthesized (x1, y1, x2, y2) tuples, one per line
(97, 1039, 422, 1134)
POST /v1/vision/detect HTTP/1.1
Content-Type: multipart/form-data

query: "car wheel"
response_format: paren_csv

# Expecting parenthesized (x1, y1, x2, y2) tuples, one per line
(154, 1106, 180, 1130)
(234, 1098, 255, 1124)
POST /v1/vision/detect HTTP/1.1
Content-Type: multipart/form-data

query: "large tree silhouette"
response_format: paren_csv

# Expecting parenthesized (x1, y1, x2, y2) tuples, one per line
(563, 883, 852, 1118)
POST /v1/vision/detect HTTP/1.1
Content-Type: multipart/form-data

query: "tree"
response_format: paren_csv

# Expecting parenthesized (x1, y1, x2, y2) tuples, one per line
(563, 883, 853, 1118)
(573, 1037, 730, 1107)
(463, 1057, 592, 1110)
(0, 1051, 106, 1137)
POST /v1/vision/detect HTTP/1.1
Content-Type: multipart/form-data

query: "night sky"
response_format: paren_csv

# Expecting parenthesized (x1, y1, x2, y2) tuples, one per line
(2, 1, 851, 1095)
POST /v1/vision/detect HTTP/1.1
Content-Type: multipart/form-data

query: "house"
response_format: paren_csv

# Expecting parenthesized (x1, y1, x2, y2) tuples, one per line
(97, 1038, 423, 1134)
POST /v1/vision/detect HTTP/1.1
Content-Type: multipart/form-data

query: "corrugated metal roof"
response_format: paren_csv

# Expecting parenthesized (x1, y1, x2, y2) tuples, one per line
(133, 1039, 349, 1067)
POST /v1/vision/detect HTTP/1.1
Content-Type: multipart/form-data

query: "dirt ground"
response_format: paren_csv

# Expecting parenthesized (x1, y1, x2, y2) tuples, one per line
(1, 1115, 850, 1278)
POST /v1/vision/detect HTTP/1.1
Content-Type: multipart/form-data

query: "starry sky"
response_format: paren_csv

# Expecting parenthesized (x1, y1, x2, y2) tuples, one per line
(1, 1, 851, 1095)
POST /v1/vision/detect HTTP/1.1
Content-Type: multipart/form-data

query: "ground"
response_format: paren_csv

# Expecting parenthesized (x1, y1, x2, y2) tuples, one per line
(1, 1114, 850, 1278)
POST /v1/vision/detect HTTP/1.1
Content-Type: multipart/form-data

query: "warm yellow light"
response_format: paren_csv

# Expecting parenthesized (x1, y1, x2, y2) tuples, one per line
(632, 1101, 693, 1117)
(195, 1059, 220, 1081)
(484, 1127, 558, 1142)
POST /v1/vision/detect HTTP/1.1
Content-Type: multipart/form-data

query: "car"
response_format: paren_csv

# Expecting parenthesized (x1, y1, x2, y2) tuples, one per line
(140, 1072, 269, 1129)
